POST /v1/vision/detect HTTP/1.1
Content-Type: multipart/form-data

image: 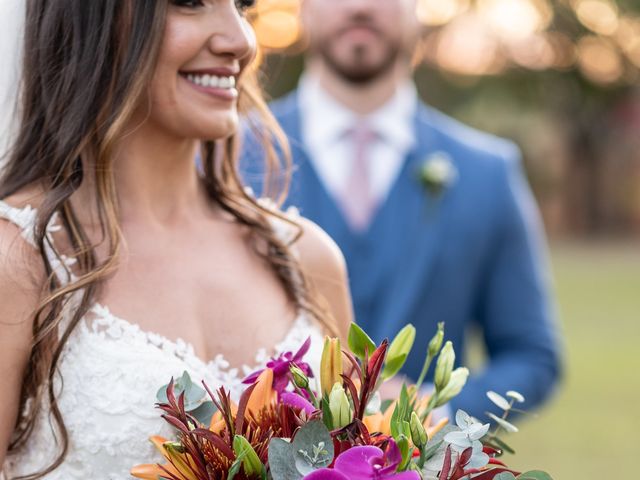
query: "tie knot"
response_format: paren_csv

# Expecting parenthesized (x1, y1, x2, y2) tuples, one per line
(348, 122, 376, 146)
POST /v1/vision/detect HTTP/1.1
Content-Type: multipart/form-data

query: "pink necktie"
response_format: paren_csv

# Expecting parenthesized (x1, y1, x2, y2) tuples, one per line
(340, 123, 377, 232)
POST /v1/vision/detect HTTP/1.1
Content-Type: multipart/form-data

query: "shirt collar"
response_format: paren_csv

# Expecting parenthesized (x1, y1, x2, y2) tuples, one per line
(298, 73, 418, 153)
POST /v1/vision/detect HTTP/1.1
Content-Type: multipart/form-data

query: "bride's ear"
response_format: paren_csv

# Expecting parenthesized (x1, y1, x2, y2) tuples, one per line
(294, 216, 353, 340)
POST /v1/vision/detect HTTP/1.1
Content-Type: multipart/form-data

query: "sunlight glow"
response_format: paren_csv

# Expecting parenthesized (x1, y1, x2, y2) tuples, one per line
(416, 0, 470, 26)
(574, 0, 619, 36)
(577, 36, 624, 84)
(477, 0, 553, 40)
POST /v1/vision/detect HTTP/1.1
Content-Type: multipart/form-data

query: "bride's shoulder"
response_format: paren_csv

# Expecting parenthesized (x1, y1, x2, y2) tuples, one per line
(292, 215, 353, 338)
(0, 186, 47, 284)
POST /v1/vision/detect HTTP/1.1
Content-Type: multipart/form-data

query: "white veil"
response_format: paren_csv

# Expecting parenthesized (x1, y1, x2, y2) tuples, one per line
(0, 0, 26, 171)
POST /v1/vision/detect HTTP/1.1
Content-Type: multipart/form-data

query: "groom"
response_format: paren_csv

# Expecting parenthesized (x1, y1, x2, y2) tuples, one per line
(242, 0, 561, 419)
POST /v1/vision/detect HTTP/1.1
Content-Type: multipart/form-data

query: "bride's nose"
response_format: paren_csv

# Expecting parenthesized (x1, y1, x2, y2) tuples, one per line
(206, 5, 255, 62)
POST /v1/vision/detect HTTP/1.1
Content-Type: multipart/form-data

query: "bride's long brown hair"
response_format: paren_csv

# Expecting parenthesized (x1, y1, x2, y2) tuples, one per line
(0, 1, 337, 478)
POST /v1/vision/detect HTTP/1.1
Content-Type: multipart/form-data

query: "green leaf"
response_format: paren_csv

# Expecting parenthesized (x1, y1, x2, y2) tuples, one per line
(227, 456, 243, 480)
(382, 325, 416, 379)
(321, 395, 334, 432)
(396, 434, 412, 470)
(486, 436, 516, 455)
(390, 385, 411, 439)
(381, 354, 409, 381)
(517, 471, 554, 480)
(347, 323, 376, 359)
(233, 435, 263, 476)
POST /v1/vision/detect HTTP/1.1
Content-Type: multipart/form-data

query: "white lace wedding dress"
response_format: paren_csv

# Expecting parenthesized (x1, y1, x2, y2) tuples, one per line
(0, 200, 325, 479)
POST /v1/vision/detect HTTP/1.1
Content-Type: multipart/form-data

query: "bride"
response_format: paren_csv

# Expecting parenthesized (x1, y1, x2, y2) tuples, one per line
(0, 0, 352, 478)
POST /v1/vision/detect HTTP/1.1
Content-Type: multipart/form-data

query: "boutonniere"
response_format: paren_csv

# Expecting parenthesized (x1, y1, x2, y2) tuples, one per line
(418, 152, 458, 197)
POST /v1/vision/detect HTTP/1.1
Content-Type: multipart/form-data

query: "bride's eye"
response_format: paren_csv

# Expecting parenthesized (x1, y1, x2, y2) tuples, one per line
(171, 0, 205, 7)
(235, 0, 255, 12)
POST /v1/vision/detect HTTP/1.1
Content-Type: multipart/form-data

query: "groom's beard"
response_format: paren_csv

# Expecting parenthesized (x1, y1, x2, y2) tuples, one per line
(319, 43, 400, 85)
(313, 22, 404, 85)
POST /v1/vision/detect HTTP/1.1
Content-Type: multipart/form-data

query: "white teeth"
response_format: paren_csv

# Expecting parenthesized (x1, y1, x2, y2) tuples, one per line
(184, 73, 236, 90)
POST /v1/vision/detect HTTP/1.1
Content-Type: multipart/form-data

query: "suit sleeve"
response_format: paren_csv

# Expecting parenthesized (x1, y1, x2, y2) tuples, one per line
(449, 147, 563, 419)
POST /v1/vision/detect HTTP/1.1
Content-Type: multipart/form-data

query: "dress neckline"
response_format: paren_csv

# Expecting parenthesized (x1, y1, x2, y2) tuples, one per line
(0, 199, 321, 379)
(86, 301, 313, 377)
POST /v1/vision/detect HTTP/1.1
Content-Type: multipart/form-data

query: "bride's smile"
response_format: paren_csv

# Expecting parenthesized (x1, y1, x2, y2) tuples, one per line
(141, 0, 256, 141)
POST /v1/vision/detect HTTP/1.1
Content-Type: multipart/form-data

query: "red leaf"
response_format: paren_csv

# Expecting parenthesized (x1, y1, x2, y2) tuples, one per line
(470, 467, 521, 480)
(166, 377, 177, 407)
(161, 414, 189, 433)
(235, 382, 257, 433)
(341, 374, 360, 416)
(439, 445, 453, 480)
(192, 428, 235, 459)
(459, 447, 473, 466)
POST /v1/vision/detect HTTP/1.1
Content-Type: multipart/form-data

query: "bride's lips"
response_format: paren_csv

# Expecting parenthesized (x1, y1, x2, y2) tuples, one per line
(180, 67, 239, 102)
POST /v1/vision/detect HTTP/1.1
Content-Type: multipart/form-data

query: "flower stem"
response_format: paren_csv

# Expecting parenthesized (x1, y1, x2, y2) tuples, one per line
(415, 353, 434, 391)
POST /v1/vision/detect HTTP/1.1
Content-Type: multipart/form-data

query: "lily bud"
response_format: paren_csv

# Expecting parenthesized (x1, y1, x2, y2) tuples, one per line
(233, 435, 263, 476)
(290, 364, 309, 389)
(320, 337, 343, 396)
(428, 322, 445, 358)
(329, 383, 352, 429)
(410, 411, 428, 449)
(435, 367, 469, 407)
(434, 341, 455, 392)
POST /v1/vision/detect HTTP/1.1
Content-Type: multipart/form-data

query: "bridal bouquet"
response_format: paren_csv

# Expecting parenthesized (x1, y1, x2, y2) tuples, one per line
(131, 323, 553, 480)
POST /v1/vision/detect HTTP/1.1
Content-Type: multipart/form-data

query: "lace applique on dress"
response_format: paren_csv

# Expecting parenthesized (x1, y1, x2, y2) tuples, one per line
(0, 200, 324, 480)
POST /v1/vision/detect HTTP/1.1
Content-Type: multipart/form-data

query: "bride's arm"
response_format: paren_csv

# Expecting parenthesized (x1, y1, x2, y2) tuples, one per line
(295, 217, 353, 340)
(0, 222, 40, 467)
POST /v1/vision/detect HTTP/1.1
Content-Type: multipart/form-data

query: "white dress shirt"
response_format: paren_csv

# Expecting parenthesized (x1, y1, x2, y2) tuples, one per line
(298, 74, 418, 208)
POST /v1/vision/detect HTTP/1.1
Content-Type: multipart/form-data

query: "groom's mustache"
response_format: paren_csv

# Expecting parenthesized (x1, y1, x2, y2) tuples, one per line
(334, 15, 385, 38)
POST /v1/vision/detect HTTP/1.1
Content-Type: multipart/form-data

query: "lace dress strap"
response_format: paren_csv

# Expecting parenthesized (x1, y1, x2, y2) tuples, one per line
(0, 200, 39, 247)
(0, 199, 76, 293)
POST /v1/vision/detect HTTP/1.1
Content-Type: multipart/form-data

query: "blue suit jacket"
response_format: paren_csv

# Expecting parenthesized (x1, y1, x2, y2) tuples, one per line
(241, 91, 562, 419)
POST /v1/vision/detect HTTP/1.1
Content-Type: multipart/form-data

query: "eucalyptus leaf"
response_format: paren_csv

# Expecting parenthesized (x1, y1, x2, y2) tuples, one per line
(487, 391, 511, 411)
(488, 413, 519, 433)
(517, 471, 554, 480)
(190, 401, 217, 426)
(268, 438, 300, 480)
(494, 473, 517, 480)
(292, 420, 334, 469)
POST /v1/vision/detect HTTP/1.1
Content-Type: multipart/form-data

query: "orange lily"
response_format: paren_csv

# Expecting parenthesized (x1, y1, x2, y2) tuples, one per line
(130, 435, 198, 480)
(247, 368, 276, 416)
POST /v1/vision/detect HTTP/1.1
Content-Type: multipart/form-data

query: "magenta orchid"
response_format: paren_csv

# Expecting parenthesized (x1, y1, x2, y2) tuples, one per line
(281, 392, 316, 415)
(243, 336, 314, 394)
(303, 440, 420, 480)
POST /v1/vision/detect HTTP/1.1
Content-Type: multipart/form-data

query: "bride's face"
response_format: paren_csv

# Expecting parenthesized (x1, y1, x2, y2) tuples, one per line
(144, 0, 256, 140)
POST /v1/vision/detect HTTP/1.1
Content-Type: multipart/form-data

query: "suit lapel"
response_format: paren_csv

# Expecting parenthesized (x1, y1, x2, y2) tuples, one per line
(275, 94, 354, 241)
(375, 106, 455, 335)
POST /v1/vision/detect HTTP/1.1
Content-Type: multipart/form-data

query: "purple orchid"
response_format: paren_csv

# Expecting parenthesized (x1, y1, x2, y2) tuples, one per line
(303, 440, 420, 480)
(280, 392, 316, 415)
(242, 336, 314, 394)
